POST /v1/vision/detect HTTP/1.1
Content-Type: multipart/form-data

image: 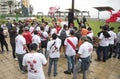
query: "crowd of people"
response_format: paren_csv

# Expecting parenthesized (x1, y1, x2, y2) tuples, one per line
(0, 16, 120, 79)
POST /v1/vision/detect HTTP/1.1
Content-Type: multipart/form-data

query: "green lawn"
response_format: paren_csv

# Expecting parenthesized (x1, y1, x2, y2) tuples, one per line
(74, 19, 120, 36)
(87, 20, 120, 36)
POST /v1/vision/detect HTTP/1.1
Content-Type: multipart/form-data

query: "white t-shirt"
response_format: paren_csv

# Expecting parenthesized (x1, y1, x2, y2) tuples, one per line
(41, 31, 48, 41)
(87, 31, 93, 40)
(32, 35, 41, 46)
(22, 53, 47, 79)
(29, 26, 34, 33)
(108, 31, 117, 44)
(47, 38, 61, 58)
(45, 25, 49, 32)
(50, 28, 57, 36)
(64, 36, 78, 56)
(99, 33, 110, 46)
(15, 35, 26, 54)
(78, 41, 93, 58)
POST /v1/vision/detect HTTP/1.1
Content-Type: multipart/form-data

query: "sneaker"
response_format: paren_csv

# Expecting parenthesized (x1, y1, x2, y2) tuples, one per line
(54, 73, 58, 77)
(118, 56, 120, 59)
(21, 70, 27, 74)
(64, 70, 71, 74)
(14, 58, 18, 61)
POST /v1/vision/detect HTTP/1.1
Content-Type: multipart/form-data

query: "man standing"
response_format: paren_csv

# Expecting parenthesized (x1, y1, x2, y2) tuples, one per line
(32, 30, 41, 49)
(23, 27, 32, 51)
(15, 30, 29, 72)
(22, 43, 47, 79)
(64, 30, 78, 74)
(82, 16, 87, 27)
(113, 27, 120, 59)
(73, 36, 93, 79)
(108, 27, 117, 58)
(47, 33, 61, 77)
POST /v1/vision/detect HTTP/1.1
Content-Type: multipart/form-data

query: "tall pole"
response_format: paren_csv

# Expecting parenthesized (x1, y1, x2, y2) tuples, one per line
(72, 0, 74, 16)
(68, 0, 74, 28)
(71, 0, 74, 25)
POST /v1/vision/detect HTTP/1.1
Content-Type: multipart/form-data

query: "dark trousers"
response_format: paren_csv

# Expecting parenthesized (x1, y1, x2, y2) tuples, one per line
(96, 46, 108, 61)
(114, 43, 120, 58)
(16, 53, 26, 71)
(10, 42, 16, 58)
(0, 40, 9, 51)
(108, 44, 114, 58)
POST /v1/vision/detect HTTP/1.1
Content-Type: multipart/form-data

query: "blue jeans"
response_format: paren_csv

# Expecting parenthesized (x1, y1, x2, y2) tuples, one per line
(48, 58, 58, 76)
(67, 55, 75, 72)
(96, 46, 108, 61)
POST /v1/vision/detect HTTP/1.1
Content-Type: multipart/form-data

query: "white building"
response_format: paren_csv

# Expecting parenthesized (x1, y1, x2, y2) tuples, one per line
(0, 0, 16, 15)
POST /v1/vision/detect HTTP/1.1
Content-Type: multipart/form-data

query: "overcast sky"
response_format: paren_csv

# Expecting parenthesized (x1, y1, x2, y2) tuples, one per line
(21, 0, 120, 19)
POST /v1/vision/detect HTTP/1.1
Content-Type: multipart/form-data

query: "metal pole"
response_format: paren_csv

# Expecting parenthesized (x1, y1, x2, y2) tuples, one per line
(71, 0, 74, 25)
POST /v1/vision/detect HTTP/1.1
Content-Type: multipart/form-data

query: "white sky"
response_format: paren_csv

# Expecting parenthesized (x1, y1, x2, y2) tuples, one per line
(20, 0, 120, 19)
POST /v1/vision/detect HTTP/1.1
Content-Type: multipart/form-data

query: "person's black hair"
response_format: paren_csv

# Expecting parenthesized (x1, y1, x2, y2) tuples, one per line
(41, 26, 44, 31)
(102, 26, 108, 31)
(18, 29, 23, 34)
(70, 30, 75, 35)
(45, 22, 48, 25)
(30, 43, 37, 51)
(110, 27, 114, 30)
(34, 30, 38, 35)
(87, 27, 92, 31)
(31, 22, 34, 26)
(52, 33, 57, 39)
(100, 26, 103, 29)
(63, 24, 67, 29)
(73, 27, 77, 31)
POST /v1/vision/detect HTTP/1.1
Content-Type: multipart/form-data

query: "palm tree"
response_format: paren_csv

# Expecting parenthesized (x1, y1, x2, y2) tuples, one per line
(7, 1, 13, 14)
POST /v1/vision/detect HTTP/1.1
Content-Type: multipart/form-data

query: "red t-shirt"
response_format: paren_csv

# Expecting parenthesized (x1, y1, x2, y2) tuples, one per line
(23, 31, 32, 44)
(56, 25, 61, 34)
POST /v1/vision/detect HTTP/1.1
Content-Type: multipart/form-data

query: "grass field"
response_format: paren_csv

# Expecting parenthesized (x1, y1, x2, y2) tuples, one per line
(86, 19, 120, 36)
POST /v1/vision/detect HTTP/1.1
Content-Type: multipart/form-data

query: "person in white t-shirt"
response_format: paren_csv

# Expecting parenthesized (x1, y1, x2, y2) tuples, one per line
(73, 36, 93, 79)
(32, 31, 41, 49)
(23, 43, 47, 79)
(15, 30, 29, 72)
(96, 26, 110, 62)
(40, 26, 49, 58)
(47, 33, 61, 77)
(43, 22, 49, 33)
(108, 27, 117, 58)
(64, 30, 78, 74)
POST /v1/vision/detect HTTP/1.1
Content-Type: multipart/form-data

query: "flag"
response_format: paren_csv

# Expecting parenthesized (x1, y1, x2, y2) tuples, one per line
(49, 6, 60, 15)
(108, 10, 113, 15)
(106, 10, 120, 22)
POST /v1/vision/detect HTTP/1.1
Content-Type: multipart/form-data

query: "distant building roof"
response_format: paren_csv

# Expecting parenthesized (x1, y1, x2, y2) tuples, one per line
(93, 6, 114, 11)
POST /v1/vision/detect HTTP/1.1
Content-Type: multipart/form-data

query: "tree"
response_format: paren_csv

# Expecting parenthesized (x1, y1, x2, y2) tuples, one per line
(7, 1, 13, 14)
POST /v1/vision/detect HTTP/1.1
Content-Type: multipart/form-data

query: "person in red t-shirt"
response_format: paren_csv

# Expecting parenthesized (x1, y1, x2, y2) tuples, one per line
(23, 27, 32, 52)
(55, 23, 61, 34)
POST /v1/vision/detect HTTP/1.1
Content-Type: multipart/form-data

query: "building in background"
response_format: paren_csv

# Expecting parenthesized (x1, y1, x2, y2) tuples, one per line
(0, 0, 16, 15)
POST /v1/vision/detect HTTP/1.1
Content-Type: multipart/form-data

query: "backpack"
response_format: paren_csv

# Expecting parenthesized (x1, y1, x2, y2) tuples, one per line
(59, 29, 67, 41)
